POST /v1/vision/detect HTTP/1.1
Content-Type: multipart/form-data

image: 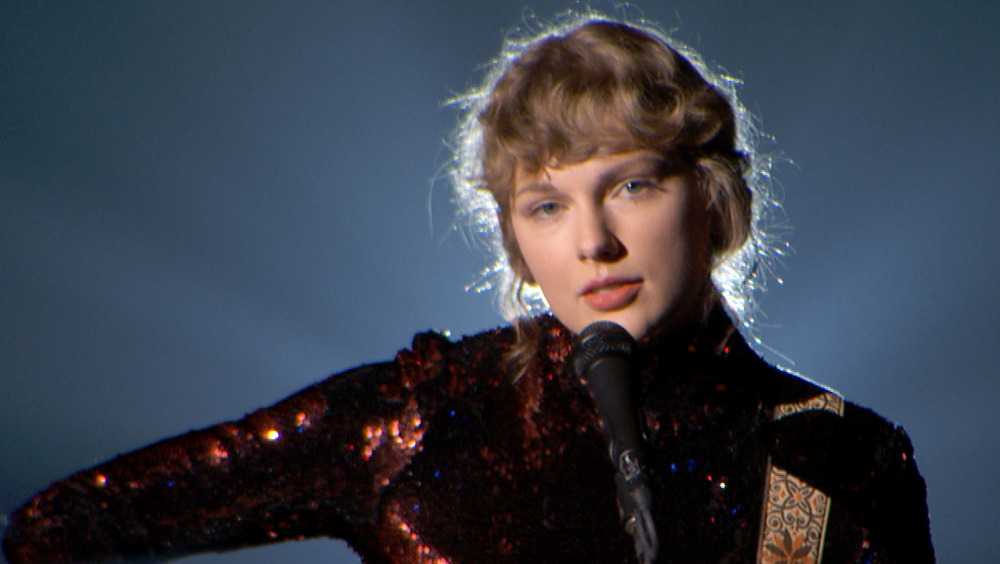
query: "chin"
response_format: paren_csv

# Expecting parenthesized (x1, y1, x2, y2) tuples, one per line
(560, 296, 704, 340)
(570, 313, 654, 341)
(621, 302, 707, 343)
(606, 317, 652, 340)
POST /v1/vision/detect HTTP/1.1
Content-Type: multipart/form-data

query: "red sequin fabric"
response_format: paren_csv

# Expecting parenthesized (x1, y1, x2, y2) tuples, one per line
(3, 314, 933, 563)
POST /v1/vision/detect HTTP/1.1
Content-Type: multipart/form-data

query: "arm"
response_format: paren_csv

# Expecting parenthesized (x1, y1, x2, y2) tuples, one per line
(2, 360, 424, 563)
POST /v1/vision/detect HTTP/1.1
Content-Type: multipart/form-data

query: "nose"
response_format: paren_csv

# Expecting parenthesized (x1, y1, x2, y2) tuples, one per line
(576, 207, 623, 262)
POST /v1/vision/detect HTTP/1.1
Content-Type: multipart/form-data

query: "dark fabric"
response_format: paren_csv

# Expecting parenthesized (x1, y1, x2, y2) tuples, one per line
(2, 315, 933, 563)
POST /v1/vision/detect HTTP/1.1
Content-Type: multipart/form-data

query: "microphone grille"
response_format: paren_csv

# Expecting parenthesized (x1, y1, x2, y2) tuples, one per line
(571, 321, 637, 378)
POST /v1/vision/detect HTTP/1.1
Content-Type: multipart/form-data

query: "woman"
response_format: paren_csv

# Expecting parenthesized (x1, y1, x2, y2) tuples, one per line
(2, 12, 933, 564)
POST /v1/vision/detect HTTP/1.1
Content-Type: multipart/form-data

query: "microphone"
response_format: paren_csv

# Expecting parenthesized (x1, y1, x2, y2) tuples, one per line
(571, 321, 659, 564)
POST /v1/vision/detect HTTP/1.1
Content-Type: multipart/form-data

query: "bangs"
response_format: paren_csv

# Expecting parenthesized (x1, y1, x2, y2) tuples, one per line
(480, 21, 731, 202)
(495, 91, 679, 178)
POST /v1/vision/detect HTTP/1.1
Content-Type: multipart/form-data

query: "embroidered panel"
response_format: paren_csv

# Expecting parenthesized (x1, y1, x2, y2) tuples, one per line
(757, 391, 844, 564)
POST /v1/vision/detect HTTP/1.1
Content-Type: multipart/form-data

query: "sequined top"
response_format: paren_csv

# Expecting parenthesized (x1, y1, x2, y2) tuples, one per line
(2, 314, 933, 563)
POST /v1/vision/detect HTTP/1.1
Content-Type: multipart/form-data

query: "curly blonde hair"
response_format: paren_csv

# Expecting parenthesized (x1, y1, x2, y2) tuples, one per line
(447, 11, 780, 368)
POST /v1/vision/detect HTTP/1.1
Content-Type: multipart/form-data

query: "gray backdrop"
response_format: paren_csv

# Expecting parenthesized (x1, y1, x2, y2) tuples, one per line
(3, 1, 998, 562)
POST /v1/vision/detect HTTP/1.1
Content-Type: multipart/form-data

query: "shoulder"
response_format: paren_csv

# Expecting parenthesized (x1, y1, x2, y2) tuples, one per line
(748, 354, 933, 560)
(739, 347, 918, 492)
(729, 339, 903, 438)
(394, 314, 574, 383)
(312, 324, 519, 397)
(396, 323, 517, 379)
(743, 351, 914, 473)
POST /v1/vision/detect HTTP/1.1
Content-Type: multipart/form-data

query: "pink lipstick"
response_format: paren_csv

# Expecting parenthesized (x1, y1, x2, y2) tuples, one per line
(581, 278, 641, 311)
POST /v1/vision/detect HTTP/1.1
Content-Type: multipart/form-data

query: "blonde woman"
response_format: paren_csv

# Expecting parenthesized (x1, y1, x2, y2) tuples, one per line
(3, 13, 932, 564)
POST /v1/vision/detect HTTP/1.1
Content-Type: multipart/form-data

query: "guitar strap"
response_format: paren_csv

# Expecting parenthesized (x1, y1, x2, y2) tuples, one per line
(756, 391, 844, 564)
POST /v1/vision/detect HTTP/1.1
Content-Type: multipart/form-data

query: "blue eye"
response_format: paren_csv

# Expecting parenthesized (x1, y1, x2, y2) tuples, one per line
(532, 202, 561, 216)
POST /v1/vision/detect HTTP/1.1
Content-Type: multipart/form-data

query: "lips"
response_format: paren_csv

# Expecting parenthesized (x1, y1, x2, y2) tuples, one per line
(580, 278, 641, 311)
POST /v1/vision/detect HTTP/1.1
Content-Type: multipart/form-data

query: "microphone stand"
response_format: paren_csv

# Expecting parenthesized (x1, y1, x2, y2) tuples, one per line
(572, 321, 659, 564)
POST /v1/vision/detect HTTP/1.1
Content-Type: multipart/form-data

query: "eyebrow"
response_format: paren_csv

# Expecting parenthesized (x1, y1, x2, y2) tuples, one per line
(513, 181, 557, 199)
(513, 154, 664, 199)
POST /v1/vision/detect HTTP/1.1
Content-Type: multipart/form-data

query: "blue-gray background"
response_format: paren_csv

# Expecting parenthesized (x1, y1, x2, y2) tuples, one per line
(2, 1, 997, 562)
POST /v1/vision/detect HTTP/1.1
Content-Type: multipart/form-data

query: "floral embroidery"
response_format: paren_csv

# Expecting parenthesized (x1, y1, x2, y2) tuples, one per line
(762, 530, 815, 564)
(757, 391, 843, 564)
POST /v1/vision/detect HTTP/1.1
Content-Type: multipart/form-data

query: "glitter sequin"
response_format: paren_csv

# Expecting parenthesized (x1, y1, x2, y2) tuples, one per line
(2, 313, 932, 563)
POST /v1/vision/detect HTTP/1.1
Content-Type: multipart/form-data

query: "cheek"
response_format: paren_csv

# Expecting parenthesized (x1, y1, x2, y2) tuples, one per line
(505, 213, 539, 282)
(510, 221, 574, 305)
(640, 203, 711, 286)
(670, 210, 713, 289)
(503, 232, 532, 282)
(509, 220, 545, 282)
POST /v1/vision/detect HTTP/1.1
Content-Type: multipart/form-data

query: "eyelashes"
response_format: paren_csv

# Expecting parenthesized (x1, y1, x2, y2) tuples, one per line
(619, 179, 655, 196)
(530, 201, 563, 217)
(523, 178, 661, 219)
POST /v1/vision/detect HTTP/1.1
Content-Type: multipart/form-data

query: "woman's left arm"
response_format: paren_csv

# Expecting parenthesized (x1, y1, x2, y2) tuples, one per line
(2, 360, 417, 563)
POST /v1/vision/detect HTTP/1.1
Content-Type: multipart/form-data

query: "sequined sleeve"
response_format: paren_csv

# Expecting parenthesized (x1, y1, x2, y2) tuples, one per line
(2, 333, 451, 564)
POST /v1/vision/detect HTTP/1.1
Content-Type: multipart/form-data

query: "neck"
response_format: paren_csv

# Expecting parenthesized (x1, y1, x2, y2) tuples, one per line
(639, 299, 738, 358)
